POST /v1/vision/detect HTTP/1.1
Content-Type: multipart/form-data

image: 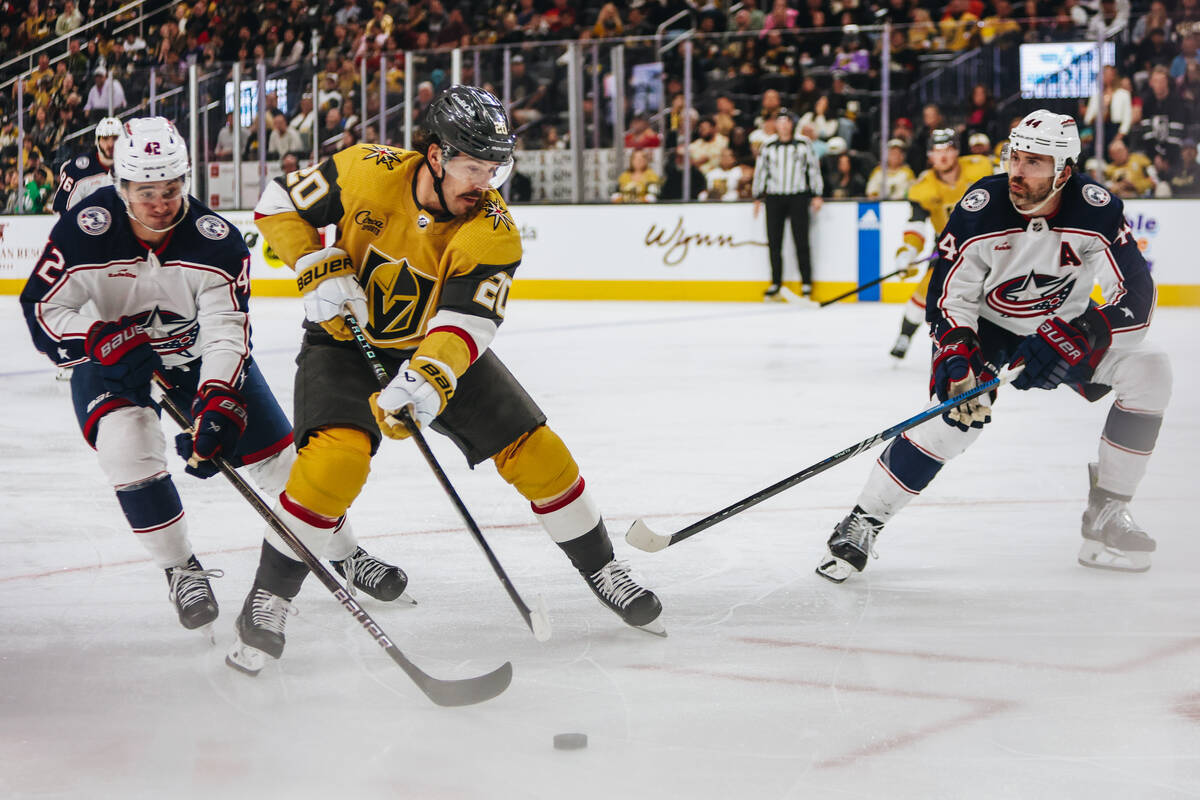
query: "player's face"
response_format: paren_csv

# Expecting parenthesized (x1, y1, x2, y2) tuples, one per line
(1006, 148, 1057, 209)
(928, 145, 958, 174)
(124, 178, 185, 229)
(97, 135, 117, 160)
(436, 148, 512, 215)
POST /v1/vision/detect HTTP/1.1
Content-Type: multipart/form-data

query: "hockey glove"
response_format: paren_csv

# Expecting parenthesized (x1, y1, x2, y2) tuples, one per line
(186, 382, 248, 471)
(173, 432, 219, 478)
(1010, 308, 1111, 391)
(295, 247, 366, 341)
(931, 327, 993, 432)
(85, 317, 163, 397)
(369, 358, 456, 440)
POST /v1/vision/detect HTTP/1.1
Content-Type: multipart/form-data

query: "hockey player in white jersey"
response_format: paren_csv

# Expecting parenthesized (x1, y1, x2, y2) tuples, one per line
(21, 117, 408, 648)
(51, 116, 121, 215)
(816, 110, 1171, 581)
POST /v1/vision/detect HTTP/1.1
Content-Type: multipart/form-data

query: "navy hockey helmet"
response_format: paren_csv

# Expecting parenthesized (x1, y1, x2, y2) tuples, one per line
(421, 85, 516, 168)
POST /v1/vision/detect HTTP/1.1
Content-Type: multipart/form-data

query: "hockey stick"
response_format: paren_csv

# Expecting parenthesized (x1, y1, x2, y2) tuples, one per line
(626, 365, 1023, 552)
(153, 374, 512, 707)
(342, 312, 553, 643)
(818, 254, 933, 308)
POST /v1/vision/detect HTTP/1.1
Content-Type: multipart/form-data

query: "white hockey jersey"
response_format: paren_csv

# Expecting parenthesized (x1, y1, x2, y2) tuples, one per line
(21, 186, 253, 390)
(927, 173, 1155, 349)
(51, 148, 114, 215)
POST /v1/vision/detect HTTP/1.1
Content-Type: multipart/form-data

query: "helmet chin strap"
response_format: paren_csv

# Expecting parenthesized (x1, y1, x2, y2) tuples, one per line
(425, 152, 452, 215)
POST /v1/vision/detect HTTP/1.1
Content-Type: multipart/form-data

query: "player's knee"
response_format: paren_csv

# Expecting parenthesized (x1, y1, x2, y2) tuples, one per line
(284, 427, 372, 519)
(904, 412, 983, 461)
(94, 405, 169, 487)
(1119, 351, 1172, 413)
(247, 447, 296, 497)
(493, 425, 580, 503)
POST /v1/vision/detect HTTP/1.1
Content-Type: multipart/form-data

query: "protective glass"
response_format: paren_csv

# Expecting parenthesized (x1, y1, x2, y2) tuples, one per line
(442, 152, 515, 189)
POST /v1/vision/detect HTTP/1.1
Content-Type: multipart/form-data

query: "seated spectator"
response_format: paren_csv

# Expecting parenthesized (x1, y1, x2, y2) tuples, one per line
(968, 132, 996, 166)
(729, 125, 754, 163)
(83, 68, 127, 121)
(867, 138, 917, 199)
(267, 110, 304, 160)
(940, 0, 981, 51)
(798, 95, 838, 141)
(625, 113, 662, 149)
(214, 112, 246, 159)
(660, 146, 707, 201)
(612, 148, 661, 203)
(1131, 27, 1179, 83)
(1170, 31, 1200, 80)
(749, 113, 779, 157)
(508, 56, 547, 126)
(1132, 0, 1173, 45)
(1167, 138, 1200, 196)
(1104, 138, 1155, 197)
(755, 89, 784, 127)
(963, 84, 997, 142)
(700, 148, 752, 201)
(713, 95, 744, 138)
(1140, 65, 1191, 131)
(760, 0, 799, 36)
(280, 152, 301, 175)
(908, 8, 940, 50)
(688, 117, 730, 175)
(980, 0, 1023, 46)
(827, 151, 868, 198)
(1085, 65, 1134, 146)
(593, 2, 623, 37)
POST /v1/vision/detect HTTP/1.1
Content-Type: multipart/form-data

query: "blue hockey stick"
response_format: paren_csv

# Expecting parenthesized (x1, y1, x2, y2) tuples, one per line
(626, 365, 1023, 552)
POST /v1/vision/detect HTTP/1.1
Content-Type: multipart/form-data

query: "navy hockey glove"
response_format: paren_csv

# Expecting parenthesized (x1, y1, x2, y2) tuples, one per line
(173, 431, 219, 478)
(85, 317, 162, 397)
(1010, 308, 1111, 391)
(186, 383, 247, 472)
(931, 327, 993, 431)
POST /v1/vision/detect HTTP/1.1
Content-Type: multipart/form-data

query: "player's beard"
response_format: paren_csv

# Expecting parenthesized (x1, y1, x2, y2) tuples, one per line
(1008, 176, 1052, 211)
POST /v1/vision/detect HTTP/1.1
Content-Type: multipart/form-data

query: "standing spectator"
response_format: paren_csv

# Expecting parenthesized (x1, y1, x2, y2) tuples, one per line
(660, 145, 707, 201)
(752, 113, 823, 302)
(508, 56, 547, 126)
(908, 103, 944, 174)
(84, 68, 127, 121)
(1084, 65, 1133, 146)
(20, 160, 53, 213)
(687, 117, 729, 175)
(866, 138, 917, 199)
(612, 148, 661, 203)
(798, 95, 838, 141)
(593, 2, 623, 36)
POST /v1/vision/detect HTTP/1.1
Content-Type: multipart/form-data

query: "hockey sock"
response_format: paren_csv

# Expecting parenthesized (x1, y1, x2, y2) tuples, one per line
(532, 479, 614, 573)
(262, 492, 341, 572)
(555, 521, 616, 574)
(857, 436, 946, 521)
(897, 316, 920, 338)
(322, 516, 359, 562)
(903, 295, 925, 327)
(116, 474, 193, 568)
(1097, 404, 1164, 499)
(253, 539, 310, 600)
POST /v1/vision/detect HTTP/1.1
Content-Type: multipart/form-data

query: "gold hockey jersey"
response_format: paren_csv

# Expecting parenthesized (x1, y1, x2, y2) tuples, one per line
(902, 154, 996, 252)
(254, 144, 521, 376)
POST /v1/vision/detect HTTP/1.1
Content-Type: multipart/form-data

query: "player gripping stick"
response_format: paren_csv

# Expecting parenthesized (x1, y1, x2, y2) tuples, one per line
(21, 117, 407, 648)
(816, 110, 1171, 582)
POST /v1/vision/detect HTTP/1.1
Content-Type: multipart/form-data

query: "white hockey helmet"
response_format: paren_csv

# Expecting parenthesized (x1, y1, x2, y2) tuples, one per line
(113, 117, 190, 184)
(95, 116, 122, 142)
(1006, 110, 1081, 177)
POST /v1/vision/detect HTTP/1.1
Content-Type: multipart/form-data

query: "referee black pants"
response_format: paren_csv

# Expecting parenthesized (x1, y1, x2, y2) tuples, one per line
(763, 193, 813, 287)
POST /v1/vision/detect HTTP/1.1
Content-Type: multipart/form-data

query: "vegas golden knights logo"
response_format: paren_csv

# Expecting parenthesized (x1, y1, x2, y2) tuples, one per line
(360, 245, 437, 343)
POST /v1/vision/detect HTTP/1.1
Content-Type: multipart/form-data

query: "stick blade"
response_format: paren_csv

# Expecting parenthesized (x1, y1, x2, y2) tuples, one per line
(529, 594, 552, 642)
(625, 518, 671, 553)
(402, 658, 514, 707)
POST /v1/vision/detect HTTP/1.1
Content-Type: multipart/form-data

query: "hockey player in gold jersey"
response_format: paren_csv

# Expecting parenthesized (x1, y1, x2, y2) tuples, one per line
(889, 129, 994, 359)
(228, 86, 664, 671)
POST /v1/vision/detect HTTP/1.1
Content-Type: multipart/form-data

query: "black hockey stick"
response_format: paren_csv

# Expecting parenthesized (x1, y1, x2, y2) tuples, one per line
(153, 374, 512, 706)
(342, 312, 552, 642)
(818, 255, 932, 308)
(625, 365, 1022, 552)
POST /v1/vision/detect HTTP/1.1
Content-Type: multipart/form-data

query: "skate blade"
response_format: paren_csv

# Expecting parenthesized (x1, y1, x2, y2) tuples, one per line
(815, 552, 856, 584)
(397, 591, 418, 606)
(198, 622, 216, 645)
(225, 641, 272, 676)
(1078, 541, 1151, 573)
(632, 616, 667, 638)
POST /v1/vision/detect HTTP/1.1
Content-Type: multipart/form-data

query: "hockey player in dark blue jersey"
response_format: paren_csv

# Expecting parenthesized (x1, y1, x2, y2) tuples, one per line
(816, 110, 1172, 581)
(21, 117, 408, 645)
(51, 116, 120, 215)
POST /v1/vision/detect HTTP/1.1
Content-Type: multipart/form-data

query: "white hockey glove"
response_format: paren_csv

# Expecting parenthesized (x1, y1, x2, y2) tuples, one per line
(369, 358, 457, 440)
(295, 247, 366, 341)
(894, 245, 919, 278)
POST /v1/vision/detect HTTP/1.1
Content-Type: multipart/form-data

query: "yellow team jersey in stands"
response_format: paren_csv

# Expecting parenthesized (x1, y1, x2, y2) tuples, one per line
(255, 144, 521, 367)
(907, 154, 996, 235)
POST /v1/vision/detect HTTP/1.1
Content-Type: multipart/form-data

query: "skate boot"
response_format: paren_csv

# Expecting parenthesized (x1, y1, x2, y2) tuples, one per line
(165, 555, 222, 632)
(1078, 463, 1155, 572)
(332, 546, 414, 604)
(890, 319, 920, 360)
(226, 583, 296, 676)
(764, 284, 783, 302)
(816, 506, 883, 583)
(582, 559, 666, 636)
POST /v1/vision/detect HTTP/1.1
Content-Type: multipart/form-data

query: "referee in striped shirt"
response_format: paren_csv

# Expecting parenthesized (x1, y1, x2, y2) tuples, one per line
(752, 111, 824, 301)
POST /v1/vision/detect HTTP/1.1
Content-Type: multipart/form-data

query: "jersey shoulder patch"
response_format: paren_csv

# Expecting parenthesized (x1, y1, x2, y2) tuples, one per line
(75, 155, 90, 169)
(1081, 183, 1111, 207)
(960, 187, 990, 212)
(195, 214, 231, 240)
(76, 205, 112, 235)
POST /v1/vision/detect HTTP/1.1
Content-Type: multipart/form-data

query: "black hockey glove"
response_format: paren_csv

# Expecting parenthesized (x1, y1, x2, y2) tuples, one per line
(85, 317, 162, 398)
(931, 327, 993, 431)
(1010, 308, 1111, 391)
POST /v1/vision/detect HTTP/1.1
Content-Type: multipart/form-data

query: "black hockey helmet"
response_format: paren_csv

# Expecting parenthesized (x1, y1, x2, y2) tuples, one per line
(421, 85, 516, 165)
(927, 127, 958, 151)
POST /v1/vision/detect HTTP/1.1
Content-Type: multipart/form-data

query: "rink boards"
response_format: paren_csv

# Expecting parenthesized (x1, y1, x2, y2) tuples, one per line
(1, 199, 1196, 305)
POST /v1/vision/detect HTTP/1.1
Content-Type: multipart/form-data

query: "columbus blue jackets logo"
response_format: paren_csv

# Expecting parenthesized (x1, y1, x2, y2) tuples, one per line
(133, 305, 200, 356)
(77, 206, 111, 235)
(1082, 184, 1111, 207)
(75, 156, 90, 169)
(961, 188, 989, 212)
(986, 271, 1077, 318)
(196, 214, 230, 240)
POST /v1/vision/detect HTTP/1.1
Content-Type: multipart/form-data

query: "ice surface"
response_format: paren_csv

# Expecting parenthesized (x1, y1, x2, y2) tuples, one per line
(2, 297, 1197, 799)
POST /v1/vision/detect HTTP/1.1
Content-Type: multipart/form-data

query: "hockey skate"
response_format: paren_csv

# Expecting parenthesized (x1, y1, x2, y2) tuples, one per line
(815, 507, 883, 583)
(165, 555, 222, 636)
(226, 584, 296, 676)
(1078, 464, 1155, 573)
(332, 546, 415, 604)
(889, 332, 912, 359)
(764, 284, 784, 302)
(582, 559, 666, 636)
